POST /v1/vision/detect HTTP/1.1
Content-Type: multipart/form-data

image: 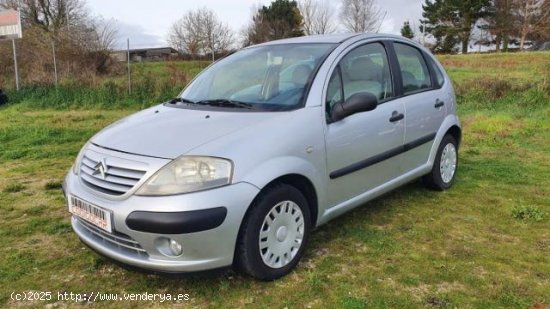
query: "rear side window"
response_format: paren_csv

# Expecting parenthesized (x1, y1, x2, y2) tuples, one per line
(394, 43, 432, 94)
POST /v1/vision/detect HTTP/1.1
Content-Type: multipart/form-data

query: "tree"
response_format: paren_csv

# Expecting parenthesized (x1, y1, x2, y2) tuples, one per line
(484, 0, 514, 52)
(197, 9, 233, 61)
(245, 0, 304, 45)
(512, 0, 549, 50)
(401, 21, 415, 39)
(169, 8, 233, 60)
(1, 0, 121, 81)
(298, 0, 336, 35)
(339, 0, 384, 33)
(169, 11, 203, 56)
(421, 0, 491, 54)
(88, 18, 118, 51)
(0, 0, 88, 34)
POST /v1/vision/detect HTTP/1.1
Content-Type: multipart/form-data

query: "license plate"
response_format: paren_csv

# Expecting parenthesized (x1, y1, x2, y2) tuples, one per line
(69, 196, 112, 233)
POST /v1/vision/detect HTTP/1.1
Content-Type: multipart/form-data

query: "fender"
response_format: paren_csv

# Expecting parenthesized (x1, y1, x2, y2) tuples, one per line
(239, 156, 327, 221)
(428, 114, 462, 166)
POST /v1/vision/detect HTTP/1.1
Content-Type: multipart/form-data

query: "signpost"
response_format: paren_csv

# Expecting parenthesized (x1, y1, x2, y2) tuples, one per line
(0, 9, 23, 91)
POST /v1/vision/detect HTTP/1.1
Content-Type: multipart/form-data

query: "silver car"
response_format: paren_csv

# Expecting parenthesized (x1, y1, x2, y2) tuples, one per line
(63, 33, 461, 280)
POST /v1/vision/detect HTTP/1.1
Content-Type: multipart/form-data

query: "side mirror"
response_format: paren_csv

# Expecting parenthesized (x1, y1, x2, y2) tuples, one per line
(331, 92, 378, 122)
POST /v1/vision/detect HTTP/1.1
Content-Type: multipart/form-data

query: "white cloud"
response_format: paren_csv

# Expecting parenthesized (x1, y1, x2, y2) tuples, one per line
(111, 21, 165, 49)
(379, 17, 396, 34)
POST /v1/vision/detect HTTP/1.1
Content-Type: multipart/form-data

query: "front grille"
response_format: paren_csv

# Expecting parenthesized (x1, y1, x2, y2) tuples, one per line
(76, 218, 148, 256)
(79, 152, 147, 196)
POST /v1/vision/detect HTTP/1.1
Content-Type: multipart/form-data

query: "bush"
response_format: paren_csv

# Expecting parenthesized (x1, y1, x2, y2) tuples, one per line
(455, 77, 531, 100)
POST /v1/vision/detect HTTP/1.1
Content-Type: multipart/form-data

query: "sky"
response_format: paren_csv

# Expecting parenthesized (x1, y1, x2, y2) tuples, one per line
(86, 0, 424, 49)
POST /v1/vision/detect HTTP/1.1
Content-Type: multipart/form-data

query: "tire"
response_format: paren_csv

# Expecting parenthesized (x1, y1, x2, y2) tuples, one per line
(423, 134, 458, 191)
(235, 183, 311, 281)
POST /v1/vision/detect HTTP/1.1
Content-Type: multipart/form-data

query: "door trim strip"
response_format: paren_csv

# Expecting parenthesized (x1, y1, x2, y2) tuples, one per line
(329, 132, 436, 179)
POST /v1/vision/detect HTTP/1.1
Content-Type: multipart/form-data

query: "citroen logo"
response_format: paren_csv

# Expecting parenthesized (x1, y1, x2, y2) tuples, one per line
(92, 159, 108, 180)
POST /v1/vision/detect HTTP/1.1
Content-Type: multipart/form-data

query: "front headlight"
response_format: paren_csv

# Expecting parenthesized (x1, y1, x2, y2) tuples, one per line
(136, 156, 233, 196)
(72, 141, 90, 175)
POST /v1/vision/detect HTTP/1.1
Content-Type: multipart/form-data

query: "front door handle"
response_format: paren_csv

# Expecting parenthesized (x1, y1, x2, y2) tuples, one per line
(389, 111, 404, 123)
(435, 99, 445, 108)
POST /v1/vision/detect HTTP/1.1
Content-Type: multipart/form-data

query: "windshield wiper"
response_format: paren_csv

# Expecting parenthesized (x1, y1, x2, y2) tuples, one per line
(195, 99, 254, 109)
(169, 97, 196, 104)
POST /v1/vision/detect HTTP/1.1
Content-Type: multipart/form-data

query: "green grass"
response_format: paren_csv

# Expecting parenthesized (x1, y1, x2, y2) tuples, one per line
(0, 53, 549, 308)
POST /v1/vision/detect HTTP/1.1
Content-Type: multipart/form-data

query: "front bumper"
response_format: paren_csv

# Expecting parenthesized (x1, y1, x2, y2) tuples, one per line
(64, 171, 259, 272)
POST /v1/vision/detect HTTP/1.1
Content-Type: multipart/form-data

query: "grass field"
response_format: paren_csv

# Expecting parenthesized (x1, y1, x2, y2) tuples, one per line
(0, 52, 549, 308)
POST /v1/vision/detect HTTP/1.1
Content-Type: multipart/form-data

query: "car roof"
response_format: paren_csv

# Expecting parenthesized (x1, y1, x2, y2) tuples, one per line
(253, 33, 432, 57)
(256, 33, 409, 46)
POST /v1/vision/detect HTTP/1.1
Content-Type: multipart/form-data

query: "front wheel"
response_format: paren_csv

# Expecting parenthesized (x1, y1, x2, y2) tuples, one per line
(423, 134, 458, 190)
(235, 183, 311, 281)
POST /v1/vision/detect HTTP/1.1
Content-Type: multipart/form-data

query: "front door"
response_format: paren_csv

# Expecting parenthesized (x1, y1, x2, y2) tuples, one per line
(325, 42, 405, 207)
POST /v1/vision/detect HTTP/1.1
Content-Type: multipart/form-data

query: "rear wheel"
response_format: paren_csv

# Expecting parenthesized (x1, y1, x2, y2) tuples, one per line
(423, 134, 458, 190)
(235, 183, 311, 281)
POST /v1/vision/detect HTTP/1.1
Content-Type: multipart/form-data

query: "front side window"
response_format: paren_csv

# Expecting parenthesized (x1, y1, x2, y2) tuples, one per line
(178, 43, 335, 111)
(325, 42, 393, 116)
(394, 43, 432, 94)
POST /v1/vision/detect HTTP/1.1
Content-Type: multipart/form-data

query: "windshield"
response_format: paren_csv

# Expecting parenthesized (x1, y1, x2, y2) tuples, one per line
(177, 43, 336, 111)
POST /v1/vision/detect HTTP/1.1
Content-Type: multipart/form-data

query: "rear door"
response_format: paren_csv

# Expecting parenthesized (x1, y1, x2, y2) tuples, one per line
(391, 42, 447, 173)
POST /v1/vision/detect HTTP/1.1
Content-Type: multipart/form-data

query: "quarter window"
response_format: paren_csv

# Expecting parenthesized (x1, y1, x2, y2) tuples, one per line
(430, 58, 445, 88)
(326, 43, 393, 116)
(394, 43, 432, 94)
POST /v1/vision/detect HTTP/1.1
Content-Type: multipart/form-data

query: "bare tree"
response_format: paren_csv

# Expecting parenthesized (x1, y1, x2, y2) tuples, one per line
(315, 0, 336, 34)
(339, 0, 384, 33)
(91, 18, 118, 51)
(169, 11, 203, 56)
(298, 0, 336, 35)
(0, 0, 88, 34)
(0, 0, 118, 51)
(169, 8, 233, 60)
(513, 0, 549, 50)
(198, 8, 233, 61)
(299, 0, 317, 35)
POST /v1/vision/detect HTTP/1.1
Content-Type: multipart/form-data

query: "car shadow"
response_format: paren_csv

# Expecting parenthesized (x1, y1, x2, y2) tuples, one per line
(92, 178, 435, 285)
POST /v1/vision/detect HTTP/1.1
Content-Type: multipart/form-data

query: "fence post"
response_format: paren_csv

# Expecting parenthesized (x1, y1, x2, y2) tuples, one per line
(52, 40, 58, 86)
(12, 38, 20, 91)
(127, 38, 131, 95)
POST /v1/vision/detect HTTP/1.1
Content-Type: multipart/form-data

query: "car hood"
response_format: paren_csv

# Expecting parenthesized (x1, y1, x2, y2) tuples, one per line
(91, 105, 280, 159)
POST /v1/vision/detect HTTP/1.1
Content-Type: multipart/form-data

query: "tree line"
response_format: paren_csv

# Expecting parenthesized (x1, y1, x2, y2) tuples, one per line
(169, 0, 388, 57)
(414, 0, 549, 53)
(170, 0, 549, 58)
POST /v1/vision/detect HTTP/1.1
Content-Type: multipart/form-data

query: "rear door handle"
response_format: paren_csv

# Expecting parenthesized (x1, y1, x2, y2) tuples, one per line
(435, 99, 445, 108)
(389, 111, 404, 123)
